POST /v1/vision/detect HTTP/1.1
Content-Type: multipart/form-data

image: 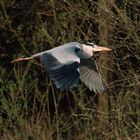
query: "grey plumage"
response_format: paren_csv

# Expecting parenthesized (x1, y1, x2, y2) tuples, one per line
(80, 58, 104, 93)
(40, 42, 105, 93)
(12, 42, 111, 93)
(41, 53, 79, 90)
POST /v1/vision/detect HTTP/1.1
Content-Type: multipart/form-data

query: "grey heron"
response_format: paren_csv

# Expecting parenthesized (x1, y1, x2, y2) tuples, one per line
(11, 42, 111, 93)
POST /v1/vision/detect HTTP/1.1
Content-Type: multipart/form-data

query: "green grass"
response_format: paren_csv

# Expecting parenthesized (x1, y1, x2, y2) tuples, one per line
(0, 0, 140, 139)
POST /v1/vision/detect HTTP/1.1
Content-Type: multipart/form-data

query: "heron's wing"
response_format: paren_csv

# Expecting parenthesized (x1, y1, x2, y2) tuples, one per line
(80, 58, 105, 93)
(41, 53, 80, 90)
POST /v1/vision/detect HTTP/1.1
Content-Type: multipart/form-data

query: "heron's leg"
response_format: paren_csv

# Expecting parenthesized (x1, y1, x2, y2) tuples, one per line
(11, 56, 34, 63)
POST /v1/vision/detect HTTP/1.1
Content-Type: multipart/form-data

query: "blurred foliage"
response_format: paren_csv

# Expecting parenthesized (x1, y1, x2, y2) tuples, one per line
(0, 0, 140, 139)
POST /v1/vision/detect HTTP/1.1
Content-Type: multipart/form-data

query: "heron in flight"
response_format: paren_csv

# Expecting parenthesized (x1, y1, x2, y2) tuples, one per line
(11, 42, 111, 93)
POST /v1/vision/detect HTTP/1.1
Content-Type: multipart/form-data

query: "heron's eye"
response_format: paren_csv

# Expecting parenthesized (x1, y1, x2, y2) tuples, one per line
(75, 47, 80, 53)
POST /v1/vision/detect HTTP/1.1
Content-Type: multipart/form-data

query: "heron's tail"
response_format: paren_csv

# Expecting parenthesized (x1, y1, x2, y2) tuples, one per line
(11, 56, 34, 63)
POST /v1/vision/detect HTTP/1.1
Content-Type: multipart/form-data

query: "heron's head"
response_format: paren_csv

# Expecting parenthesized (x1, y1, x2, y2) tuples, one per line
(76, 42, 111, 58)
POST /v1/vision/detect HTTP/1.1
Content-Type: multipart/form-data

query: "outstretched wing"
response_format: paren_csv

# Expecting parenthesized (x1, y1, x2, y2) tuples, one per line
(41, 53, 80, 90)
(80, 58, 105, 93)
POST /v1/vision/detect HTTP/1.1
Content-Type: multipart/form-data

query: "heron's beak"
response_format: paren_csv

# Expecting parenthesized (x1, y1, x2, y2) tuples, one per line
(92, 45, 111, 52)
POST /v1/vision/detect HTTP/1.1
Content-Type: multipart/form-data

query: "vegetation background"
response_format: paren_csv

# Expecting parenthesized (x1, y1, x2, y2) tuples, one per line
(0, 0, 140, 139)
